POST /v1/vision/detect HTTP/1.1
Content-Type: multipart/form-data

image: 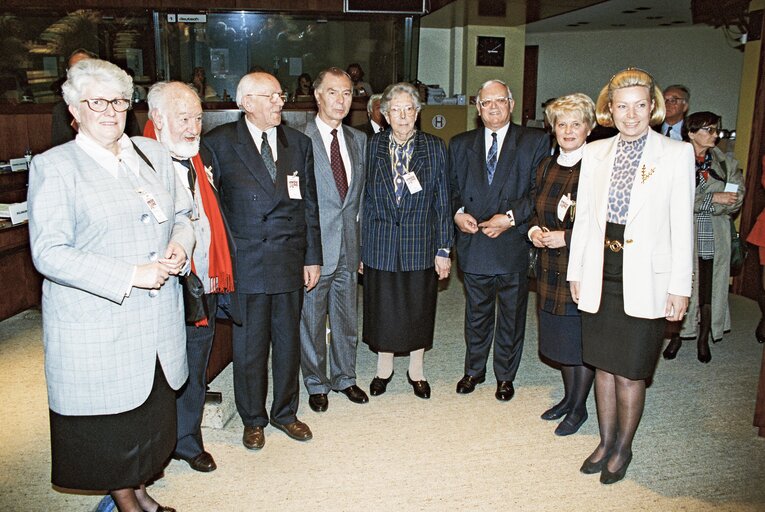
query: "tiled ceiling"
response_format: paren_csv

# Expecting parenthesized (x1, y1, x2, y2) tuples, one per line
(526, 0, 693, 33)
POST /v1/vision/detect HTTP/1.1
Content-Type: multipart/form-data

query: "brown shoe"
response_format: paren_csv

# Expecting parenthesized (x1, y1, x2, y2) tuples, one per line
(242, 426, 265, 450)
(269, 419, 313, 441)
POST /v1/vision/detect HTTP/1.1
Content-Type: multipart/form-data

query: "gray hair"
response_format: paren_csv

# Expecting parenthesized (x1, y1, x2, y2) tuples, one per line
(663, 83, 690, 101)
(313, 67, 351, 91)
(379, 83, 421, 115)
(367, 93, 382, 114)
(147, 81, 200, 120)
(62, 59, 133, 107)
(477, 79, 513, 100)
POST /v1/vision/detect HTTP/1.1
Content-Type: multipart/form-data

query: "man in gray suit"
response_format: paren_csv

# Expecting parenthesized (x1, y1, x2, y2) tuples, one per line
(300, 67, 368, 412)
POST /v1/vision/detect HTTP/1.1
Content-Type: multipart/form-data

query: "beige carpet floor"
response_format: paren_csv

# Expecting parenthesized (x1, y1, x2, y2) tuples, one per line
(1, 282, 764, 511)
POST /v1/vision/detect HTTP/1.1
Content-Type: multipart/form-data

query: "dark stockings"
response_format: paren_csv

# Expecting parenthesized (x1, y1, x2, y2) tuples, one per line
(111, 485, 159, 512)
(560, 364, 594, 424)
(585, 369, 646, 472)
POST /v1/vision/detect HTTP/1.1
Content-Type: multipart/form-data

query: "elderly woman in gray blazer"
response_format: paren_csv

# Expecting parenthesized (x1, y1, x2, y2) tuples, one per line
(28, 59, 193, 512)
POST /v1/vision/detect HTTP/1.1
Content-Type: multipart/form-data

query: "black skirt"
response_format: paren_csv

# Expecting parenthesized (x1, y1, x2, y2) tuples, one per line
(538, 304, 583, 366)
(581, 223, 665, 380)
(362, 266, 438, 354)
(50, 360, 176, 490)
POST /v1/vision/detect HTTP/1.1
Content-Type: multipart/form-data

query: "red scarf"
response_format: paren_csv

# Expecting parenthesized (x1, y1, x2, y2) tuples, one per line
(144, 120, 235, 326)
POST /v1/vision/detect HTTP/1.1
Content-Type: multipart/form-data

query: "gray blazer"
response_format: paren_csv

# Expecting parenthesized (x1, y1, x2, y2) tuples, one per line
(304, 121, 366, 275)
(28, 137, 194, 416)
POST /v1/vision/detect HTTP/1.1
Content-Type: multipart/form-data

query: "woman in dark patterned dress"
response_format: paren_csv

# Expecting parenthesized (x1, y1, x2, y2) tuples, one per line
(530, 93, 596, 436)
(567, 68, 695, 484)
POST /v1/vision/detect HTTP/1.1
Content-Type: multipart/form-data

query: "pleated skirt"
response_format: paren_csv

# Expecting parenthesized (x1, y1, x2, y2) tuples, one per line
(362, 266, 437, 354)
(49, 360, 176, 490)
(581, 223, 664, 380)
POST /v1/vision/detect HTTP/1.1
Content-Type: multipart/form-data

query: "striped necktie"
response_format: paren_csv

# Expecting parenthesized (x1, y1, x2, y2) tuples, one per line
(487, 132, 498, 184)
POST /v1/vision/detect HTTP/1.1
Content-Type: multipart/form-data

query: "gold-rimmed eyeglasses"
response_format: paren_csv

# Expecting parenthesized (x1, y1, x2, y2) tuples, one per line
(247, 92, 288, 102)
(478, 97, 511, 108)
(80, 98, 132, 113)
(389, 105, 418, 117)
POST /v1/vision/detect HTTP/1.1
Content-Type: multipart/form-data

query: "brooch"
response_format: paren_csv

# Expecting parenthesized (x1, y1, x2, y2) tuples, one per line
(204, 165, 215, 186)
(640, 164, 656, 184)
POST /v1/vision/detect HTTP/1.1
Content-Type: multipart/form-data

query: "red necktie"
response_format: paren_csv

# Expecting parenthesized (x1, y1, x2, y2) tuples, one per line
(330, 129, 348, 201)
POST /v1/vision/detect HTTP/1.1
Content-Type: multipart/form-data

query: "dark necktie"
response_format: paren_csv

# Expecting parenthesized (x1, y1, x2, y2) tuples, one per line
(665, 125, 672, 137)
(260, 132, 277, 182)
(487, 132, 498, 184)
(173, 157, 195, 192)
(330, 129, 349, 201)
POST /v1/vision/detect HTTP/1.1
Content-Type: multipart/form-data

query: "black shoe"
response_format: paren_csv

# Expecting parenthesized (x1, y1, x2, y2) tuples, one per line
(662, 335, 682, 360)
(697, 304, 712, 363)
(336, 384, 369, 404)
(600, 452, 633, 485)
(495, 380, 514, 401)
(406, 372, 431, 399)
(456, 374, 485, 394)
(541, 401, 570, 421)
(554, 411, 588, 436)
(308, 393, 328, 412)
(176, 451, 217, 472)
(369, 371, 394, 396)
(580, 450, 612, 475)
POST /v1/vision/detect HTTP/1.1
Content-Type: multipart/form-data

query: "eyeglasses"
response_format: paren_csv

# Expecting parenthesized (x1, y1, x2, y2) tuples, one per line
(699, 126, 718, 134)
(663, 96, 686, 105)
(80, 98, 132, 113)
(247, 92, 288, 102)
(478, 97, 512, 108)
(389, 105, 418, 117)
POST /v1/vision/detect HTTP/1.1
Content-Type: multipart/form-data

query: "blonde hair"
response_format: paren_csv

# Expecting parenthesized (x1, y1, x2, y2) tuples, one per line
(544, 93, 596, 130)
(594, 68, 665, 128)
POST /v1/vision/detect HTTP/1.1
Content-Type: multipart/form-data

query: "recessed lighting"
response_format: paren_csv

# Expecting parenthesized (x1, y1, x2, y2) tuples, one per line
(646, 16, 663, 20)
(566, 23, 579, 27)
(622, 10, 637, 14)
(635, 6, 651, 10)
(671, 20, 686, 24)
(611, 23, 626, 27)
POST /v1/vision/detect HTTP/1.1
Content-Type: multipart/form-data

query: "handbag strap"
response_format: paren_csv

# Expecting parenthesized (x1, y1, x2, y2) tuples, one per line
(131, 140, 157, 174)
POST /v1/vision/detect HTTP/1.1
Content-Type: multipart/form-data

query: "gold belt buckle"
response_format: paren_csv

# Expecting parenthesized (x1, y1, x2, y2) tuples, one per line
(604, 238, 632, 252)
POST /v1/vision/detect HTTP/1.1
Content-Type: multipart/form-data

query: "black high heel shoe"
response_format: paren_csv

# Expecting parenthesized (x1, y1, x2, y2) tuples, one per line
(600, 452, 633, 485)
(369, 371, 394, 396)
(406, 372, 431, 399)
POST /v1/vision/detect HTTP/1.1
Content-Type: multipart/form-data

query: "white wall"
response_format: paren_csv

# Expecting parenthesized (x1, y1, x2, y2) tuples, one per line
(525, 26, 744, 129)
(418, 26, 463, 96)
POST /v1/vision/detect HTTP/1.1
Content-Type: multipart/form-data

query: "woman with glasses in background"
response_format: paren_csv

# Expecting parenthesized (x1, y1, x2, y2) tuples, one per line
(663, 111, 744, 362)
(28, 58, 193, 512)
(361, 82, 453, 399)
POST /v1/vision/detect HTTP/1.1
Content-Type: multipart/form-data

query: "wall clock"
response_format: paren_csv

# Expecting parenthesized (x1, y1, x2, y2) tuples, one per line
(476, 36, 505, 67)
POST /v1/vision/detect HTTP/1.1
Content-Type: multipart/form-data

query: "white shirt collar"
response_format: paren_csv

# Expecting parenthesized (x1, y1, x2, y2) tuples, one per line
(484, 123, 510, 156)
(315, 115, 343, 141)
(245, 117, 277, 154)
(75, 132, 140, 178)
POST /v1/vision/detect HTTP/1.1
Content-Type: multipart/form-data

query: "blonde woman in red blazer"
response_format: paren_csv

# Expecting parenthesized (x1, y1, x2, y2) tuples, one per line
(567, 68, 694, 484)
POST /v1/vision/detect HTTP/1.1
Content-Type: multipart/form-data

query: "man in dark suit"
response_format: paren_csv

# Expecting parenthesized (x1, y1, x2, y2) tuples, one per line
(148, 81, 238, 472)
(449, 79, 549, 401)
(203, 72, 322, 450)
(656, 84, 690, 140)
(353, 93, 386, 138)
(299, 68, 368, 413)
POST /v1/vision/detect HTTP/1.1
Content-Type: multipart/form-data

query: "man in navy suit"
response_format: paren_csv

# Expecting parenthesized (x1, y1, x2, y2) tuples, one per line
(449, 79, 549, 401)
(203, 72, 322, 450)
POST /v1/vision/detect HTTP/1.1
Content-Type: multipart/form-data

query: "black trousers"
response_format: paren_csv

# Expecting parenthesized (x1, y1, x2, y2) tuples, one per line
(462, 271, 529, 382)
(233, 289, 303, 427)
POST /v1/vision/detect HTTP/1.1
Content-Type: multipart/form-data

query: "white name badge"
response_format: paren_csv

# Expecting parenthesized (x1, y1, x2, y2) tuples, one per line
(724, 183, 739, 193)
(9, 201, 28, 224)
(288, 173, 302, 199)
(403, 172, 422, 194)
(557, 194, 574, 222)
(139, 190, 168, 223)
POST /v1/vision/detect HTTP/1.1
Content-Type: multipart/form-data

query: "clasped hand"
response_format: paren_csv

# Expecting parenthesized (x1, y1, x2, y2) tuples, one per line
(132, 242, 187, 290)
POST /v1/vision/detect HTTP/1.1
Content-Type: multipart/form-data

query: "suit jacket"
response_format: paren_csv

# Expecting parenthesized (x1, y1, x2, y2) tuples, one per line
(449, 123, 550, 275)
(361, 130, 452, 272)
(203, 118, 322, 294)
(28, 137, 194, 416)
(303, 121, 366, 275)
(567, 129, 695, 318)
